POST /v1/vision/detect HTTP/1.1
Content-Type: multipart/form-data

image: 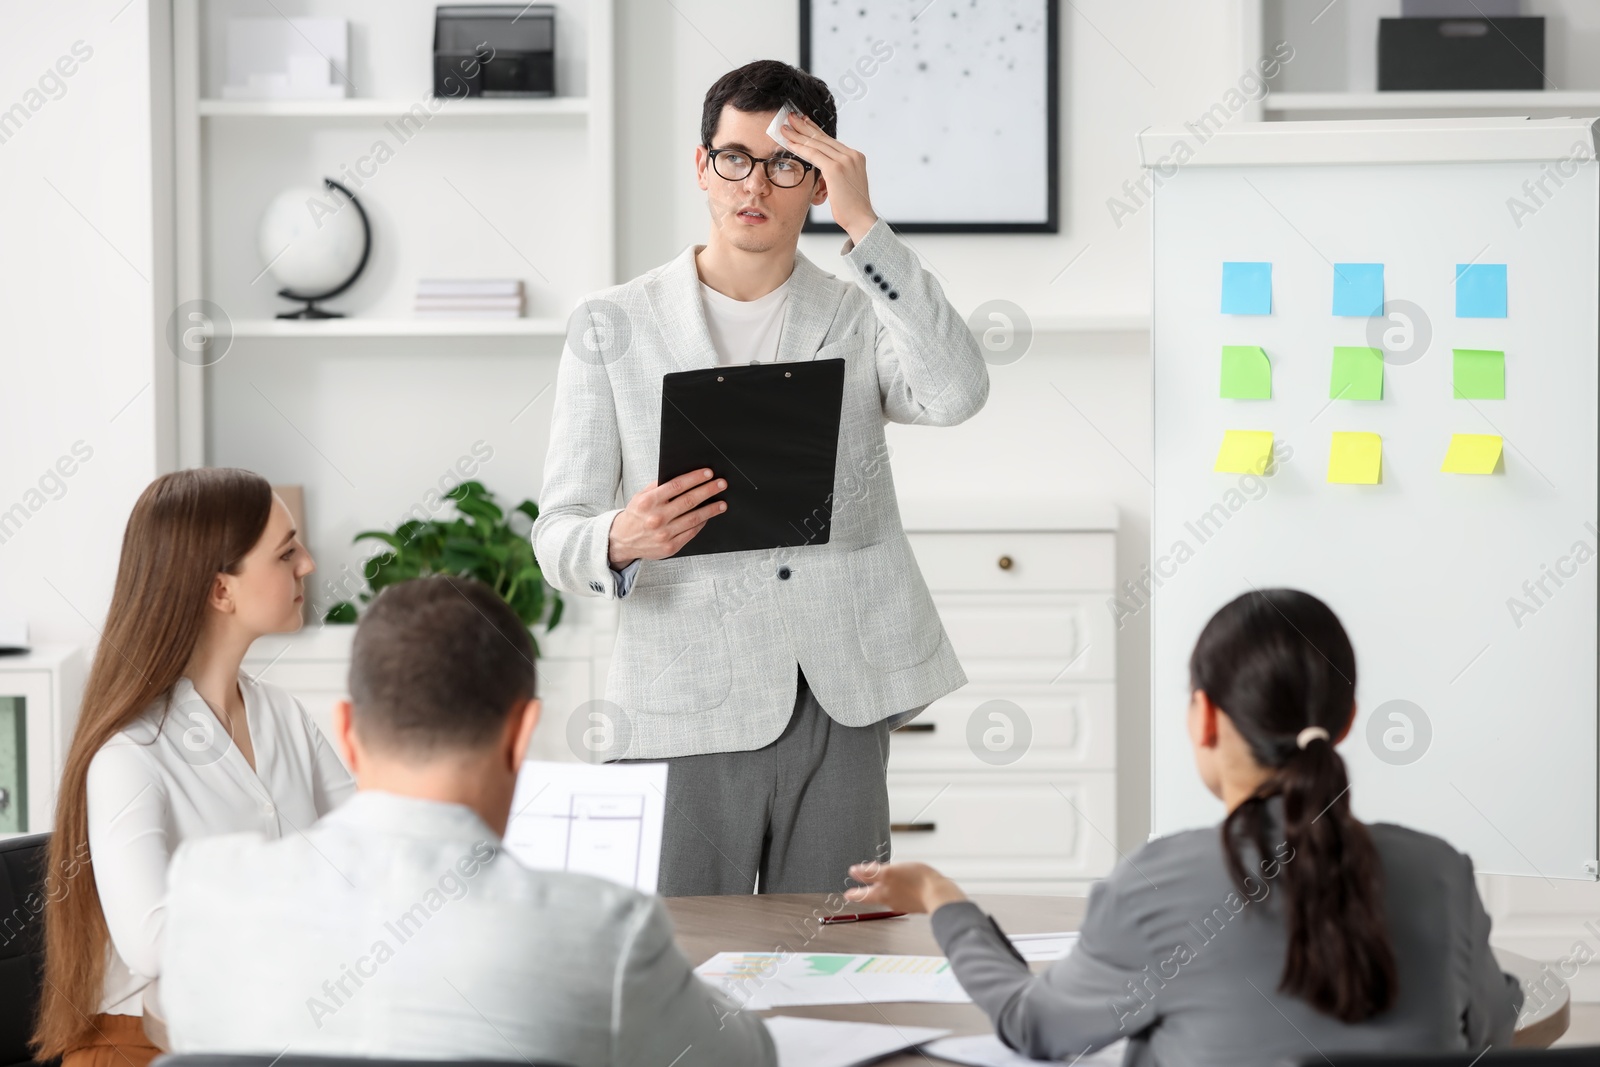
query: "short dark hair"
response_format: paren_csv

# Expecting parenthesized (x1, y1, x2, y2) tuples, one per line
(700, 59, 837, 148)
(348, 575, 536, 756)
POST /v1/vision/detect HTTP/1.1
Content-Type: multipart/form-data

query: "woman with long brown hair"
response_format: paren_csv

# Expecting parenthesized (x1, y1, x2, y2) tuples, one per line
(33, 468, 355, 1066)
(847, 589, 1523, 1065)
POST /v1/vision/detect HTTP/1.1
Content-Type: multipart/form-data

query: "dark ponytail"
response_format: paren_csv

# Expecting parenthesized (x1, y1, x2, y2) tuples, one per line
(1189, 588, 1396, 1024)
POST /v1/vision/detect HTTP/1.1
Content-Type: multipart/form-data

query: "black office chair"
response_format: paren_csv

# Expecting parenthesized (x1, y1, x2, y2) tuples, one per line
(1294, 1049, 1600, 1065)
(0, 832, 54, 1067)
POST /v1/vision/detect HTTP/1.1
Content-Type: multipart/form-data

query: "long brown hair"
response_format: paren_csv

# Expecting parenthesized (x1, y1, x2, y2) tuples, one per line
(33, 468, 272, 1058)
(1189, 588, 1397, 1024)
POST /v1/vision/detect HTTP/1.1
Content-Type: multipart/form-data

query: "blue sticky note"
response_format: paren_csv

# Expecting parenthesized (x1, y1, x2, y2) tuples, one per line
(1332, 263, 1384, 317)
(1221, 262, 1271, 315)
(1456, 263, 1507, 318)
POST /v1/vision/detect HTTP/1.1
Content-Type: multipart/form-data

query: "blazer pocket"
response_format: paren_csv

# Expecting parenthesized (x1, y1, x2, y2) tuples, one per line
(614, 578, 733, 712)
(847, 536, 944, 673)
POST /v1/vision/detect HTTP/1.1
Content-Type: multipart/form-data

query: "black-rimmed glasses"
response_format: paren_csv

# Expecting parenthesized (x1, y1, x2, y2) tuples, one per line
(705, 147, 816, 188)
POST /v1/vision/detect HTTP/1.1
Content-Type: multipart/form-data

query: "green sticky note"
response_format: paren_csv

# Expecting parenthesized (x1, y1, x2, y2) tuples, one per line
(1330, 346, 1384, 401)
(1453, 348, 1505, 399)
(1220, 346, 1271, 399)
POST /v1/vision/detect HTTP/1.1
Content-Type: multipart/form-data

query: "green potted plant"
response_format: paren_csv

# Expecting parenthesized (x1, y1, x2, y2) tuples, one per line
(323, 481, 564, 655)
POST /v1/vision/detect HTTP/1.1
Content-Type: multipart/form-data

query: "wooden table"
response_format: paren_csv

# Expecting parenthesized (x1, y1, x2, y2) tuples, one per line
(663, 893, 1570, 1063)
(143, 892, 1568, 1057)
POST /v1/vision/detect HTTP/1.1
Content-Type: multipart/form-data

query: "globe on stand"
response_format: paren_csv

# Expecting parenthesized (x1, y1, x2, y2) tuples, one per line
(258, 177, 371, 319)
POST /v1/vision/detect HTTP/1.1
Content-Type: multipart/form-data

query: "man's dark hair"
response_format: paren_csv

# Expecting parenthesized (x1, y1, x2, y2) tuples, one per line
(348, 575, 536, 756)
(700, 59, 837, 148)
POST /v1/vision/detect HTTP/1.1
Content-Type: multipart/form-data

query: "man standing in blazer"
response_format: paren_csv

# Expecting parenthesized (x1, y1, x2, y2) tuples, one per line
(533, 60, 988, 896)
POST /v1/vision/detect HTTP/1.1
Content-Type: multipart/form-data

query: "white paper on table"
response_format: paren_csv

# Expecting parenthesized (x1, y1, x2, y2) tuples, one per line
(501, 760, 667, 894)
(695, 951, 972, 1010)
(1007, 931, 1080, 962)
(765, 1016, 951, 1067)
(923, 1033, 1128, 1066)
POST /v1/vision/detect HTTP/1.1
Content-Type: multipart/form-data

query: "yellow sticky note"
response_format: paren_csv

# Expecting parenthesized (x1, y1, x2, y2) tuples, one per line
(1328, 432, 1381, 484)
(1441, 433, 1503, 474)
(1214, 430, 1275, 474)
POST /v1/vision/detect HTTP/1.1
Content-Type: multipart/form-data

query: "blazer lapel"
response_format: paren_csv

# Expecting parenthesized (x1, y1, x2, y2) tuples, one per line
(645, 246, 721, 376)
(775, 251, 847, 364)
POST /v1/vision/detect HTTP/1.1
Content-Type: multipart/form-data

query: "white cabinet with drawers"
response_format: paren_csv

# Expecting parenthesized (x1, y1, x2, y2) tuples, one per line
(893, 500, 1119, 895)
(242, 602, 607, 770)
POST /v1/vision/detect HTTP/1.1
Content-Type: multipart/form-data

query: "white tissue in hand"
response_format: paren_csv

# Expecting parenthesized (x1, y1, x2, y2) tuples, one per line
(767, 103, 796, 150)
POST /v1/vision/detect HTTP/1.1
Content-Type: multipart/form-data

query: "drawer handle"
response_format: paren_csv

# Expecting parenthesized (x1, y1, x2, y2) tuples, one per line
(997, 555, 1013, 570)
(891, 821, 937, 833)
(895, 722, 936, 734)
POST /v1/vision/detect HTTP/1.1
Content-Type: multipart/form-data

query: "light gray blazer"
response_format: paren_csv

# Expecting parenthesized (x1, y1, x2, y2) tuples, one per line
(932, 804, 1523, 1067)
(160, 790, 774, 1067)
(532, 219, 989, 758)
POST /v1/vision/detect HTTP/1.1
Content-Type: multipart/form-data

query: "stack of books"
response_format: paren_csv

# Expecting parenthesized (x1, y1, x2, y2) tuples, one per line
(414, 279, 525, 319)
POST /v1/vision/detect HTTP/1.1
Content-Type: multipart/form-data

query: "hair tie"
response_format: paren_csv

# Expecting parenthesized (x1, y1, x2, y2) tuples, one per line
(1296, 726, 1330, 750)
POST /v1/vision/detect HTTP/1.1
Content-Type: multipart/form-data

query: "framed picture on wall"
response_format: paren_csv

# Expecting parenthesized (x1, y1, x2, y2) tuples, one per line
(799, 0, 1059, 234)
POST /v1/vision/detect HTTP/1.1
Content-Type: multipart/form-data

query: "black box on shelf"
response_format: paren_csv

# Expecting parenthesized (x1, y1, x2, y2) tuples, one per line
(434, 4, 556, 98)
(1378, 17, 1545, 91)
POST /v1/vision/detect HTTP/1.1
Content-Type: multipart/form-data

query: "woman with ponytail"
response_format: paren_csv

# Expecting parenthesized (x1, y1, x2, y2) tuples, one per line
(32, 469, 355, 1066)
(848, 588, 1521, 1065)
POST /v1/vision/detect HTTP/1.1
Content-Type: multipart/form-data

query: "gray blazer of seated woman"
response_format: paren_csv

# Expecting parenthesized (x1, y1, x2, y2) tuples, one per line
(848, 589, 1523, 1067)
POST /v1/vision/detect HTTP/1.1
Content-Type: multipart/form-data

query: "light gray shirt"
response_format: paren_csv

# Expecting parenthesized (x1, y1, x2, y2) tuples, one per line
(932, 805, 1522, 1067)
(160, 789, 774, 1067)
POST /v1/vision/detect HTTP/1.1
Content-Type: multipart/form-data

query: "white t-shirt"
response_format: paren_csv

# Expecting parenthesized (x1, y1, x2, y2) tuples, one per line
(85, 671, 355, 1014)
(699, 277, 790, 366)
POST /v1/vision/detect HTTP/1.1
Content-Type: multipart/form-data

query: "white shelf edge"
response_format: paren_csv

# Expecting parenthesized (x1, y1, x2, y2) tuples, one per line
(230, 317, 568, 338)
(1265, 90, 1600, 114)
(1029, 314, 1149, 334)
(198, 97, 590, 118)
(223, 315, 1147, 341)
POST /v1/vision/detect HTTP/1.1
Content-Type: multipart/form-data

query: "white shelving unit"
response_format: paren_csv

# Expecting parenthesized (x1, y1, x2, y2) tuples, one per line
(170, 0, 617, 468)
(1248, 0, 1600, 122)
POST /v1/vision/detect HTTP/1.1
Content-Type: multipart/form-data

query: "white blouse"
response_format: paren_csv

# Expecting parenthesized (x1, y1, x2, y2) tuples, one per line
(85, 670, 355, 1015)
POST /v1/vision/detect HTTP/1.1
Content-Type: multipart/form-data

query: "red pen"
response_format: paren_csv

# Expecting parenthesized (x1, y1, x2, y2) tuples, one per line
(819, 910, 907, 925)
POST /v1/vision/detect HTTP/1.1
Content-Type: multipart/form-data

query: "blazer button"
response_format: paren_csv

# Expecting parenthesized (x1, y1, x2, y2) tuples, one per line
(778, 566, 792, 580)
(863, 263, 874, 274)
(872, 274, 884, 284)
(889, 291, 899, 299)
(879, 281, 889, 291)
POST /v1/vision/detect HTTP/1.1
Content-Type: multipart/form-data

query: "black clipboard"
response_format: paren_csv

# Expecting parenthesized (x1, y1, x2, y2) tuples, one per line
(657, 358, 846, 557)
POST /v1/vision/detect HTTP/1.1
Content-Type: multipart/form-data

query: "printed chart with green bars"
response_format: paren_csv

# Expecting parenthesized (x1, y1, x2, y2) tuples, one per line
(1149, 116, 1599, 882)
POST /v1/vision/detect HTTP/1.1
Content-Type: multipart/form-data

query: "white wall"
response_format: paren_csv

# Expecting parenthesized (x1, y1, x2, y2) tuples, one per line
(0, 0, 174, 648)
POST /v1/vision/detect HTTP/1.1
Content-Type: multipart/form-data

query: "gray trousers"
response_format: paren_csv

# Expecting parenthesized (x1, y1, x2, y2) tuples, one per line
(621, 665, 892, 896)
